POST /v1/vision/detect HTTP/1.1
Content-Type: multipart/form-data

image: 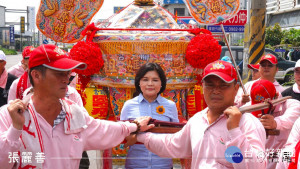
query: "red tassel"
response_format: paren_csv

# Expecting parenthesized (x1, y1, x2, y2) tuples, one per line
(70, 40, 104, 103)
(186, 29, 221, 69)
(70, 41, 104, 76)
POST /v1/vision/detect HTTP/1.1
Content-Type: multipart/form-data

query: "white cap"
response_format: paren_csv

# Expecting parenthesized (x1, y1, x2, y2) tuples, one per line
(295, 59, 300, 69)
(189, 20, 196, 25)
(0, 50, 6, 61)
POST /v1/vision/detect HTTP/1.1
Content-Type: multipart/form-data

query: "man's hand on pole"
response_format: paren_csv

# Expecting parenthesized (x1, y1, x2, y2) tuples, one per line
(260, 114, 277, 129)
(241, 94, 250, 104)
(134, 116, 155, 132)
(224, 106, 242, 130)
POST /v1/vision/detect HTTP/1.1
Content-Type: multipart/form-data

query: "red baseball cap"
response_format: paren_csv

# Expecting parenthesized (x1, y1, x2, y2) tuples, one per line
(29, 44, 87, 71)
(202, 60, 237, 83)
(247, 63, 260, 70)
(250, 79, 276, 118)
(22, 46, 35, 59)
(259, 54, 278, 65)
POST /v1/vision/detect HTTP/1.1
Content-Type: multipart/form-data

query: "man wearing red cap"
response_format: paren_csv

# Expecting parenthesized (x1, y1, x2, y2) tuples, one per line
(247, 80, 300, 169)
(259, 54, 285, 93)
(7, 46, 34, 78)
(6, 46, 34, 102)
(7, 48, 33, 101)
(248, 63, 261, 80)
(0, 44, 154, 169)
(133, 60, 267, 168)
(235, 54, 285, 107)
(7, 52, 84, 107)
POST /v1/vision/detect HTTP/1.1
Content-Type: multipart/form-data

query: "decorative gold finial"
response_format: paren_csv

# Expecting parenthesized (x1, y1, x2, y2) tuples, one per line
(134, 0, 155, 6)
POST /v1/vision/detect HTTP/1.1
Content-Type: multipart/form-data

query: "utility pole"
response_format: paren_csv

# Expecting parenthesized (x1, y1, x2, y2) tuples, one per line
(243, 0, 266, 82)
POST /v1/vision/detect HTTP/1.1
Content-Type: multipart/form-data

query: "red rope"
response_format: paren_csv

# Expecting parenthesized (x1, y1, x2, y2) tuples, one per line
(95, 27, 193, 32)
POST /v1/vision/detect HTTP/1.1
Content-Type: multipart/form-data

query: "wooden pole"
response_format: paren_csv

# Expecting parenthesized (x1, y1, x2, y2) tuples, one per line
(220, 25, 247, 94)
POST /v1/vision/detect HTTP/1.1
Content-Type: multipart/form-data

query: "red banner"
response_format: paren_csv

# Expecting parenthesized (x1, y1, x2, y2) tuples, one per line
(216, 10, 247, 26)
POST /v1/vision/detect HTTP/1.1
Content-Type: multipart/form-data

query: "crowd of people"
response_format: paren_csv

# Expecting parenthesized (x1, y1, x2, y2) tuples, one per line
(0, 44, 299, 169)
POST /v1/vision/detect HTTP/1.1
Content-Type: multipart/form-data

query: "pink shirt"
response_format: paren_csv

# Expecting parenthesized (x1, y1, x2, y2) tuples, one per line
(266, 99, 300, 150)
(0, 101, 137, 169)
(137, 108, 267, 169)
(235, 79, 285, 107)
(276, 117, 300, 169)
(240, 98, 300, 169)
(7, 62, 25, 78)
(266, 99, 300, 169)
(0, 69, 8, 88)
(65, 86, 83, 107)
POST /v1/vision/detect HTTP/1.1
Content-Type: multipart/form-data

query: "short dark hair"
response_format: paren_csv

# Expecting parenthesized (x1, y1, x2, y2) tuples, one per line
(134, 63, 166, 95)
(29, 65, 47, 87)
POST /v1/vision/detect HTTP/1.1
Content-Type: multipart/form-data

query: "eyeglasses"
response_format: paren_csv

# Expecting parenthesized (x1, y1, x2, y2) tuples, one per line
(203, 84, 232, 90)
(260, 63, 275, 68)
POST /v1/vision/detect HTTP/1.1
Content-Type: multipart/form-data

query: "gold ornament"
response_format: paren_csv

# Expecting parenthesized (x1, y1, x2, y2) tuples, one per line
(134, 0, 155, 6)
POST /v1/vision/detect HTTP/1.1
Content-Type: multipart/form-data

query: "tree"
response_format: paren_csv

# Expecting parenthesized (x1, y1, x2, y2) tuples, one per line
(266, 23, 283, 46)
(282, 28, 300, 47)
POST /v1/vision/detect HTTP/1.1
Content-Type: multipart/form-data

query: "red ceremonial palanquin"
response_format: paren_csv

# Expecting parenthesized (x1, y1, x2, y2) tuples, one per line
(76, 2, 209, 168)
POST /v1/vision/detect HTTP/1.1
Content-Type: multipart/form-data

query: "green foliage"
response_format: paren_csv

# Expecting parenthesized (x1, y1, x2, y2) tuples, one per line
(282, 28, 300, 46)
(0, 47, 17, 55)
(15, 40, 30, 51)
(66, 45, 74, 49)
(233, 38, 244, 46)
(266, 23, 283, 46)
(266, 23, 300, 47)
(265, 44, 274, 50)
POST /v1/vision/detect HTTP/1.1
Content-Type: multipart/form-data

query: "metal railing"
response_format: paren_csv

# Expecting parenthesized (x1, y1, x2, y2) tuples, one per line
(267, 0, 299, 14)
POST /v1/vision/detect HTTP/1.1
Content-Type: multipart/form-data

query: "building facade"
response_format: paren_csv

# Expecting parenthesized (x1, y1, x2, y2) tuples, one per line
(267, 0, 300, 29)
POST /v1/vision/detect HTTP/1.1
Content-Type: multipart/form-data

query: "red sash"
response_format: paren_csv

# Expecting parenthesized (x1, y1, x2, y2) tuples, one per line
(288, 140, 300, 169)
(16, 71, 28, 99)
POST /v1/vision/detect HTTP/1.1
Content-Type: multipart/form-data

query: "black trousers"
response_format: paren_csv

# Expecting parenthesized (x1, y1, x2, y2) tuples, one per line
(79, 151, 90, 169)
